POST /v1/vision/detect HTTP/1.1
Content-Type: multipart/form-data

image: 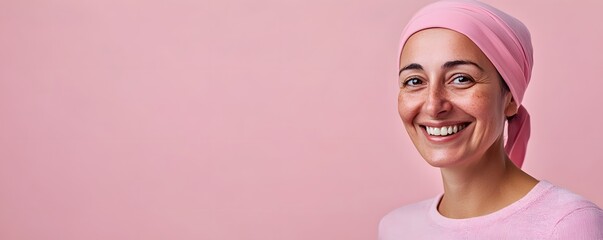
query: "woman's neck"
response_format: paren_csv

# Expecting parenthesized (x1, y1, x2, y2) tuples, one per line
(437, 139, 538, 219)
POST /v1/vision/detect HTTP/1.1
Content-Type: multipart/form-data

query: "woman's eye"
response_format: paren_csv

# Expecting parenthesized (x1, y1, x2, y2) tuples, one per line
(402, 78, 423, 87)
(451, 75, 473, 85)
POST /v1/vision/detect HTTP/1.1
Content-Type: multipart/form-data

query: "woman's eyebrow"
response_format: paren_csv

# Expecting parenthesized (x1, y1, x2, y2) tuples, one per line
(442, 60, 484, 71)
(399, 60, 483, 76)
(398, 63, 423, 76)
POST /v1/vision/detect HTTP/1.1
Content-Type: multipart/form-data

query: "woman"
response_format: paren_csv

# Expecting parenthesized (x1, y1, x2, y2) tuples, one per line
(379, 0, 603, 239)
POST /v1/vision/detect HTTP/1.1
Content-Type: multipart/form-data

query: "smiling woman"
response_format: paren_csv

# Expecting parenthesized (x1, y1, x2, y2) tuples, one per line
(398, 29, 515, 169)
(379, 0, 603, 239)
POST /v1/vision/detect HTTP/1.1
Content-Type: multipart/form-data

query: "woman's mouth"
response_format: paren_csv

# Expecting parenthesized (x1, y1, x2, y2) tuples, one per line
(422, 123, 470, 137)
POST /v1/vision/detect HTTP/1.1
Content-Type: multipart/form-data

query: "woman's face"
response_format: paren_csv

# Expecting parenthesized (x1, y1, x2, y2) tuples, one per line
(398, 28, 516, 168)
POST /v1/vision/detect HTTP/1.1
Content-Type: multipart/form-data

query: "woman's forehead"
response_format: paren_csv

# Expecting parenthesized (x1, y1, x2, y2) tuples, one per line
(399, 28, 491, 70)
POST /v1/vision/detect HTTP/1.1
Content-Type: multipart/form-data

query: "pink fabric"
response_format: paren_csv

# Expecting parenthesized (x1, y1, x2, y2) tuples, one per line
(397, 0, 533, 167)
(378, 181, 603, 239)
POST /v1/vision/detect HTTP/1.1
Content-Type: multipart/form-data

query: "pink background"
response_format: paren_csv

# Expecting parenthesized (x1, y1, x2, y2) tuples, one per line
(1, 0, 602, 239)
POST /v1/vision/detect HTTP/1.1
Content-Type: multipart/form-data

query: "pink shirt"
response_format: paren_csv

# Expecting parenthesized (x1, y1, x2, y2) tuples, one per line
(379, 181, 603, 239)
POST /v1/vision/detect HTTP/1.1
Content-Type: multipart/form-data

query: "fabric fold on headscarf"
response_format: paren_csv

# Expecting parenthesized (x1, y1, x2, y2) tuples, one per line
(398, 0, 533, 168)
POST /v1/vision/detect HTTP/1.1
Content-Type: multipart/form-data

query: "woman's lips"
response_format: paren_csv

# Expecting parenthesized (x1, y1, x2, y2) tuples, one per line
(419, 122, 472, 142)
(423, 122, 470, 136)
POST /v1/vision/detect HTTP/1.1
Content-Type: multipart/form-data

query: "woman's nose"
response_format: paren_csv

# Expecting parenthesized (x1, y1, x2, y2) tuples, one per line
(423, 85, 452, 118)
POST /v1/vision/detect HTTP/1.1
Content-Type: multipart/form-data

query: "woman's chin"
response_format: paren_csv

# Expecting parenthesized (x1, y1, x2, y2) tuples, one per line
(419, 152, 465, 168)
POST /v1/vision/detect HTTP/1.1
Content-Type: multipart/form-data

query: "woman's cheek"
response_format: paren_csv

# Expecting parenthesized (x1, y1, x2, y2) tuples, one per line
(398, 93, 420, 123)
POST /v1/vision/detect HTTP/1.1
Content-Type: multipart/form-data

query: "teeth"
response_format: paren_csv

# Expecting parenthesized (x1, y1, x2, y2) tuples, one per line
(425, 123, 468, 136)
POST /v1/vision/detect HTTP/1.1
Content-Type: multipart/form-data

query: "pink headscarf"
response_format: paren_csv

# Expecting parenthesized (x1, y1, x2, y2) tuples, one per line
(398, 0, 533, 168)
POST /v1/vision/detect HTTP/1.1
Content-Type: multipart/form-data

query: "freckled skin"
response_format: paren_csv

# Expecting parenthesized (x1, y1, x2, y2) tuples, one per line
(398, 28, 516, 168)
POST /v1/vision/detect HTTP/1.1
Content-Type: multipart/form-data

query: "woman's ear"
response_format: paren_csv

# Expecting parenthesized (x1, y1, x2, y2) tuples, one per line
(504, 92, 518, 117)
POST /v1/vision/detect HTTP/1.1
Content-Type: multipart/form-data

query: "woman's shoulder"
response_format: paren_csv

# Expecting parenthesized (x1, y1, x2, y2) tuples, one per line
(381, 197, 434, 220)
(549, 204, 603, 238)
(536, 180, 602, 214)
(536, 181, 603, 238)
(378, 196, 437, 238)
